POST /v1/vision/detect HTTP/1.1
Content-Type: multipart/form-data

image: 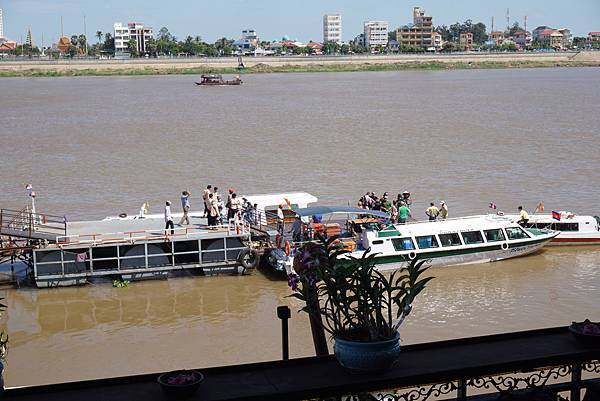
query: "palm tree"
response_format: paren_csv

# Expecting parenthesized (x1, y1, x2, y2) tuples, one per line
(96, 31, 103, 44)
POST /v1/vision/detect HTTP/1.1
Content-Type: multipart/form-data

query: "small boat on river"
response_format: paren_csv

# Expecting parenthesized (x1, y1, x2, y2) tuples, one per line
(501, 212, 600, 245)
(265, 208, 559, 274)
(195, 75, 242, 86)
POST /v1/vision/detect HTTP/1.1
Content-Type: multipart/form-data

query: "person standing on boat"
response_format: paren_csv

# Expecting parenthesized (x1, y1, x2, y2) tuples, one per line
(207, 193, 219, 227)
(289, 216, 303, 243)
(164, 201, 174, 235)
(179, 191, 191, 225)
(517, 206, 530, 226)
(391, 200, 399, 223)
(439, 201, 449, 220)
(398, 201, 411, 224)
(380, 193, 392, 213)
(277, 204, 285, 234)
(228, 193, 241, 221)
(425, 202, 440, 221)
(202, 185, 212, 217)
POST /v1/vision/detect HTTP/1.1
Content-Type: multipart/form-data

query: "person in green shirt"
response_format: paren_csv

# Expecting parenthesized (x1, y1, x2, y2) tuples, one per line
(398, 201, 411, 224)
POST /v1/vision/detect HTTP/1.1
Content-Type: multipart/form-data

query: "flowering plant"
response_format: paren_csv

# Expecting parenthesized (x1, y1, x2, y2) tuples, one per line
(288, 236, 433, 342)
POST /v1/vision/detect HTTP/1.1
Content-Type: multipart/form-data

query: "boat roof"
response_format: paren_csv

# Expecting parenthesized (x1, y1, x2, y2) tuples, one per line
(293, 206, 389, 218)
(391, 215, 517, 237)
(501, 213, 596, 223)
(243, 192, 317, 209)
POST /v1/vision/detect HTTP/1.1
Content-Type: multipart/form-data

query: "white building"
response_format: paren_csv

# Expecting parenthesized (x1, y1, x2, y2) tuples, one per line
(323, 14, 342, 44)
(364, 21, 388, 49)
(0, 8, 4, 39)
(241, 29, 259, 47)
(113, 22, 153, 55)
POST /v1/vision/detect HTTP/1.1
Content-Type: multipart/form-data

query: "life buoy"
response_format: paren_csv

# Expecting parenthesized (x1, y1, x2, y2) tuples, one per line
(408, 251, 417, 260)
(284, 240, 291, 256)
(501, 242, 509, 250)
(238, 249, 259, 271)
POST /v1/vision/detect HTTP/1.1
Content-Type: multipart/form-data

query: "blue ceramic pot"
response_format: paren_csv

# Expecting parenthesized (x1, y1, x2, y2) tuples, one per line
(333, 331, 401, 373)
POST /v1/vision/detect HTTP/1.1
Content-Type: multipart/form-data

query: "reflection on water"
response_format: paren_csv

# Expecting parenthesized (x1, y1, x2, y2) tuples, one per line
(0, 69, 599, 387)
(3, 247, 599, 387)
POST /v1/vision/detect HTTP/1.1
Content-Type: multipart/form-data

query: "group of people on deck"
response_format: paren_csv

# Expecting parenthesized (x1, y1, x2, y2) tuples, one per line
(162, 186, 258, 234)
(357, 191, 449, 224)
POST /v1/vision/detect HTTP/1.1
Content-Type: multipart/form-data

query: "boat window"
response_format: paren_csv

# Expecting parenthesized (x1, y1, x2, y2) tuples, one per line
(461, 231, 485, 245)
(484, 229, 505, 242)
(505, 227, 530, 240)
(392, 237, 415, 251)
(438, 233, 462, 247)
(416, 235, 439, 249)
(372, 240, 384, 245)
(552, 222, 579, 232)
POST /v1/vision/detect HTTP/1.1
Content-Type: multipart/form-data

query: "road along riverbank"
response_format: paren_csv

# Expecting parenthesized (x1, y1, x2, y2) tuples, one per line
(1, 51, 599, 77)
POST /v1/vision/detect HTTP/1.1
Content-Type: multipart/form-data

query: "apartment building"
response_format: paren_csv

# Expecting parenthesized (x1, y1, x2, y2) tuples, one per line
(241, 29, 259, 47)
(397, 7, 433, 50)
(513, 31, 532, 47)
(490, 31, 505, 46)
(0, 8, 4, 39)
(589, 32, 600, 42)
(538, 29, 564, 48)
(114, 22, 153, 55)
(323, 14, 342, 44)
(459, 32, 473, 51)
(364, 21, 388, 49)
(431, 32, 442, 51)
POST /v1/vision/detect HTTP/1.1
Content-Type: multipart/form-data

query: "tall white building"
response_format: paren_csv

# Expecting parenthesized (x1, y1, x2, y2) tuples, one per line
(323, 14, 342, 43)
(364, 21, 388, 49)
(0, 8, 4, 39)
(113, 22, 153, 54)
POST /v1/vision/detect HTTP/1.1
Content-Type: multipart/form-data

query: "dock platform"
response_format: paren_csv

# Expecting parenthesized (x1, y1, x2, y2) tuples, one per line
(30, 213, 254, 288)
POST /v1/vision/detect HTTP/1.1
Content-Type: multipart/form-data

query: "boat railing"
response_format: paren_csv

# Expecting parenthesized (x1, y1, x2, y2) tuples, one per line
(55, 222, 250, 247)
(0, 207, 67, 241)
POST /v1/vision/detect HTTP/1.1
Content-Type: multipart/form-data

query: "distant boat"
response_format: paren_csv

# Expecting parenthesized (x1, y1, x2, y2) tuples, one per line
(195, 74, 242, 86)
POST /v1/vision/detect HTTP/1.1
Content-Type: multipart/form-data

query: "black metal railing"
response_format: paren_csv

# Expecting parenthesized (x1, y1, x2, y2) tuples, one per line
(0, 208, 66, 241)
(3, 326, 599, 401)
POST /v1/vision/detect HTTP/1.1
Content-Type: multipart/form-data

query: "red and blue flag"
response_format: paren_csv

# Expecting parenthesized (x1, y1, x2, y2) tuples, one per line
(552, 211, 561, 221)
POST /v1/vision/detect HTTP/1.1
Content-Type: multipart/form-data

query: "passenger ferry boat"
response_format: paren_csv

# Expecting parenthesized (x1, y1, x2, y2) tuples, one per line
(501, 212, 600, 245)
(266, 207, 559, 274)
(345, 215, 559, 270)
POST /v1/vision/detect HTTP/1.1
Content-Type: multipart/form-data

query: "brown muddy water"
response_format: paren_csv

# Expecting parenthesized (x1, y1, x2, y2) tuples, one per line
(0, 68, 599, 387)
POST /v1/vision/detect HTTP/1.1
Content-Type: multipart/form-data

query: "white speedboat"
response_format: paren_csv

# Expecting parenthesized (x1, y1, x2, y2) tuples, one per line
(269, 208, 559, 273)
(502, 212, 600, 246)
(345, 214, 559, 270)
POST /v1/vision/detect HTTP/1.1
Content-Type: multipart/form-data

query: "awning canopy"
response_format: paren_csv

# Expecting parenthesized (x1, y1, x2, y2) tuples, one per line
(293, 206, 389, 218)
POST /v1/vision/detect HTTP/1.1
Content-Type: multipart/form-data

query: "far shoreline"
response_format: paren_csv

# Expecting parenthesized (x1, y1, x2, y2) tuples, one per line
(1, 52, 599, 77)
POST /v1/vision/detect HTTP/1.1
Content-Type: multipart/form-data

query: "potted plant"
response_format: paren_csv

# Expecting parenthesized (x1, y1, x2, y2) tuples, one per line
(288, 237, 433, 372)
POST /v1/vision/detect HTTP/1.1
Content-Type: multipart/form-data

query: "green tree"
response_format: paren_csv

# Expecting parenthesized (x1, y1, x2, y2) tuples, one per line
(67, 44, 78, 58)
(127, 38, 139, 57)
(322, 41, 340, 55)
(157, 27, 172, 41)
(508, 22, 525, 36)
(103, 32, 115, 54)
(340, 44, 350, 54)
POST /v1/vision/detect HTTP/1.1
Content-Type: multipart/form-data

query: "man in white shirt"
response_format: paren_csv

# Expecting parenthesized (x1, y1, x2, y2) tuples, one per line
(517, 206, 530, 226)
(277, 204, 285, 234)
(164, 201, 174, 234)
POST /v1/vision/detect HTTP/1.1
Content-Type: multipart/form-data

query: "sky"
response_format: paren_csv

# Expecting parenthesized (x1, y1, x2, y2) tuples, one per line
(1, 0, 599, 45)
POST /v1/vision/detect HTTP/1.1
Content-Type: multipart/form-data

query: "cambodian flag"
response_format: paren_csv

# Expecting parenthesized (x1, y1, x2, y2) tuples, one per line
(489, 202, 497, 210)
(552, 211, 561, 221)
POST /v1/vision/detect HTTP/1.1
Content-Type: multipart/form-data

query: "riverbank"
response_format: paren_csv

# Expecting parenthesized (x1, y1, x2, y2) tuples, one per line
(1, 52, 599, 77)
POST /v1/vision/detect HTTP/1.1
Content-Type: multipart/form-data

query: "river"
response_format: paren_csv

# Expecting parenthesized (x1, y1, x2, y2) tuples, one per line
(0, 68, 599, 387)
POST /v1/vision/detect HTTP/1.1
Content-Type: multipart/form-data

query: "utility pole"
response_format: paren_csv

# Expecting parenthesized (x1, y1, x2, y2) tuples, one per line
(83, 15, 88, 55)
(61, 16, 64, 38)
(524, 16, 527, 33)
(506, 8, 510, 32)
(491, 16, 494, 34)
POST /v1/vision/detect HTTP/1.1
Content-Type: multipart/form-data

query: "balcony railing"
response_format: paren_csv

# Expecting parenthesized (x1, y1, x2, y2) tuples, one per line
(3, 326, 599, 401)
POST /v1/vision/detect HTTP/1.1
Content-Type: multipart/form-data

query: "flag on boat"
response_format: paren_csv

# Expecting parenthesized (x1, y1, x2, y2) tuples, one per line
(552, 211, 561, 221)
(284, 198, 292, 209)
(76, 252, 87, 262)
(535, 201, 545, 213)
(489, 202, 497, 210)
